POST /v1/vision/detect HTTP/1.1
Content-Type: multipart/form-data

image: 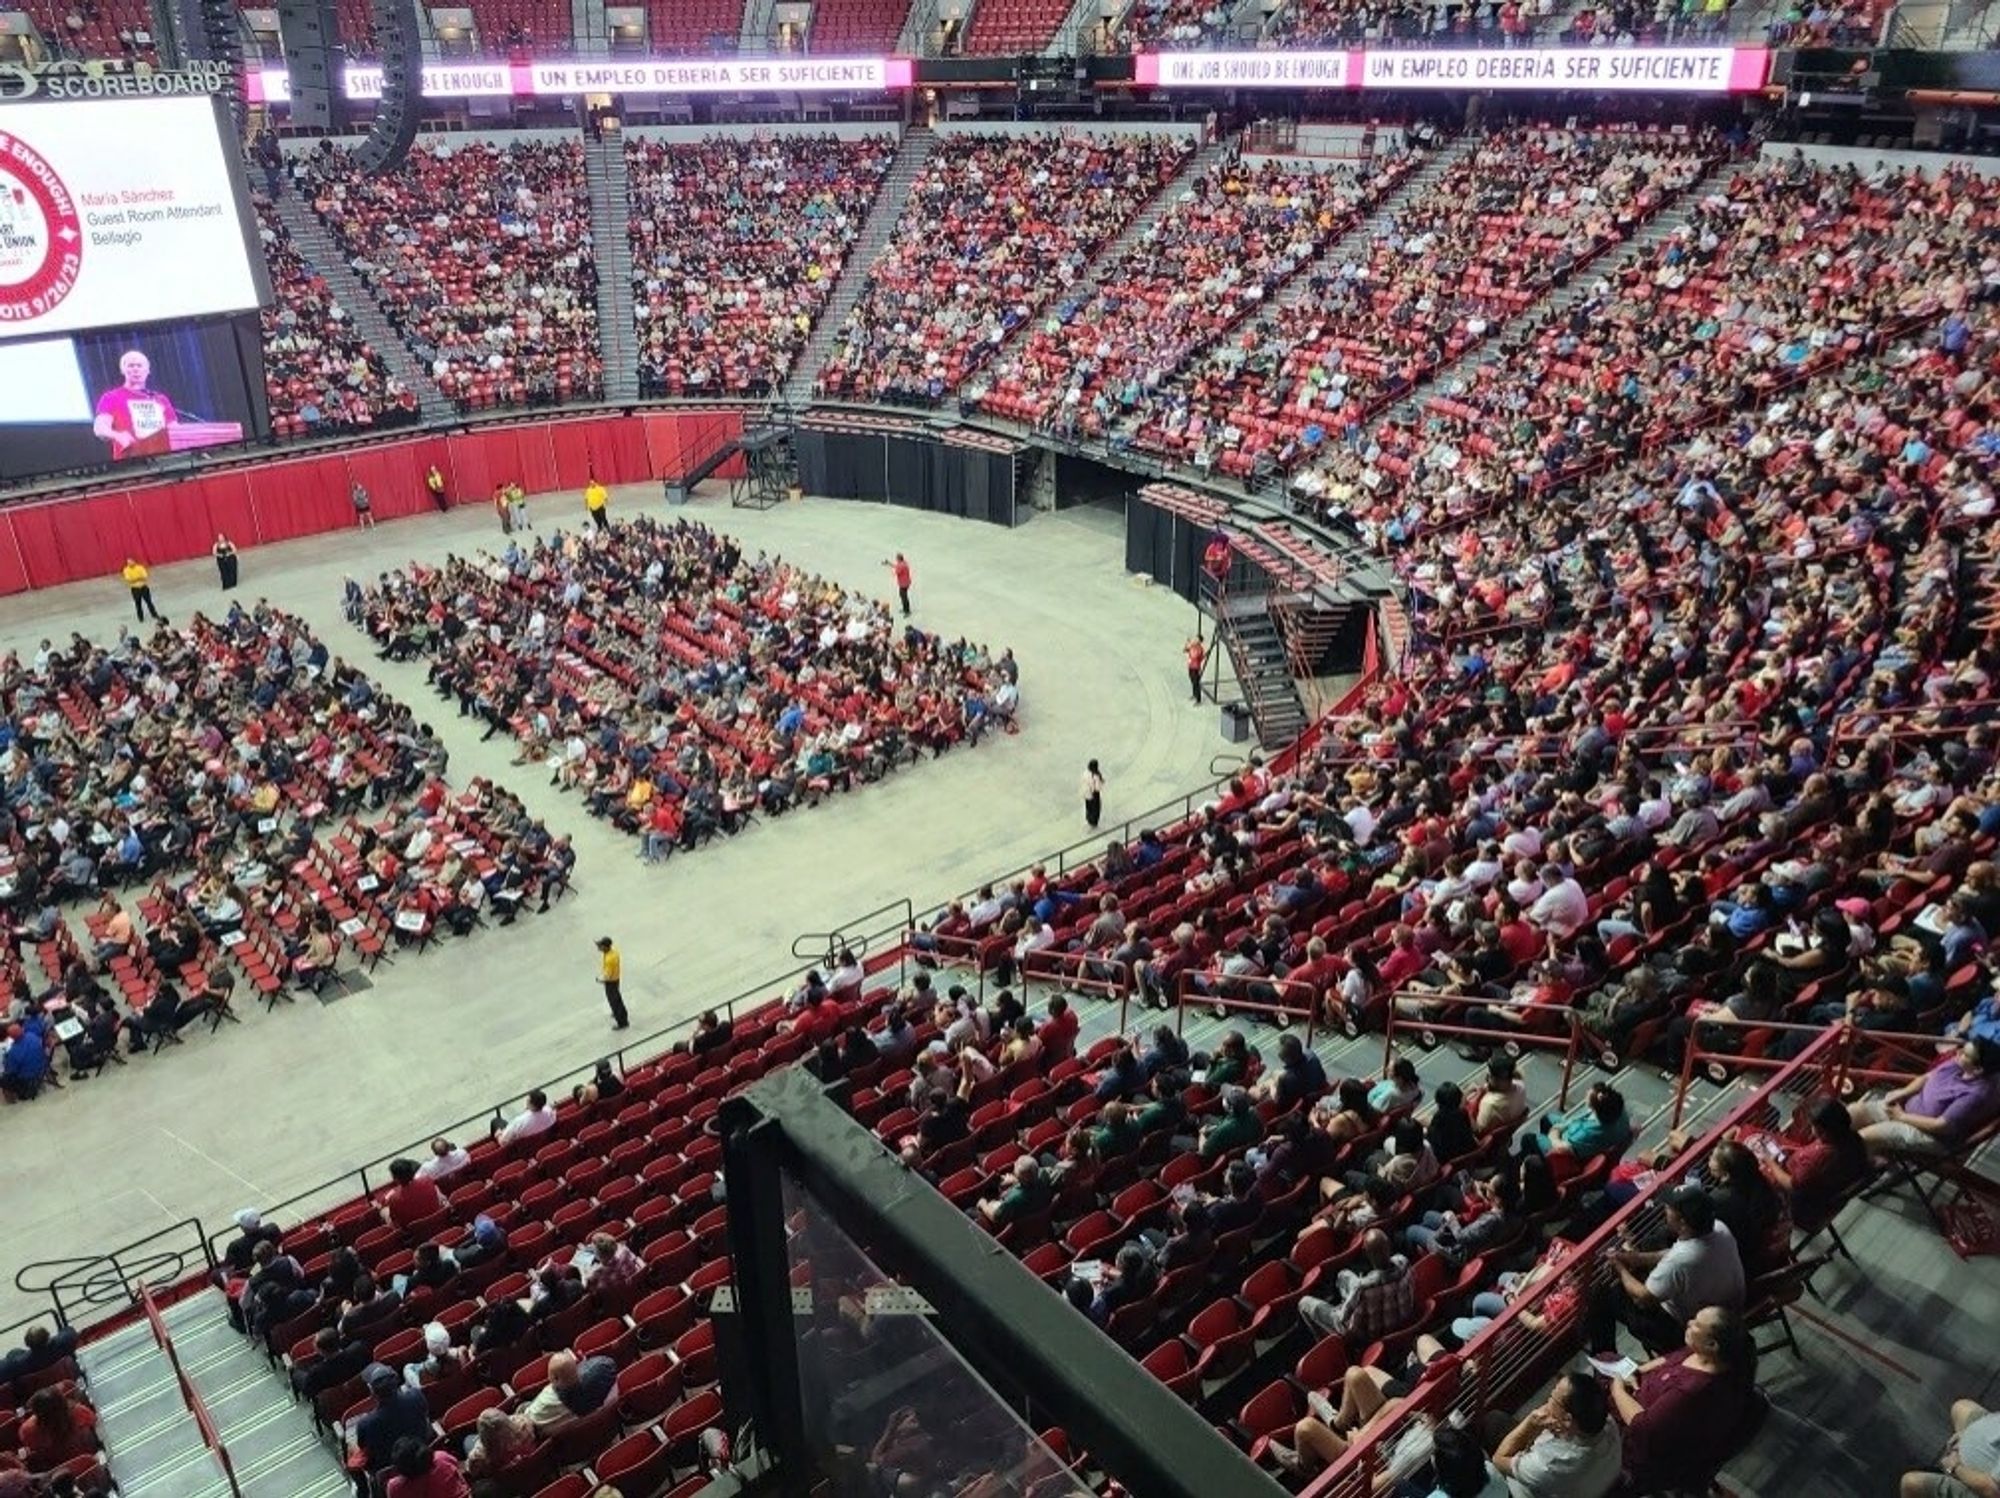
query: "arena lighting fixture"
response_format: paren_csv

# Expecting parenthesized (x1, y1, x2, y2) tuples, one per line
(1135, 44, 1771, 94)
(246, 54, 915, 103)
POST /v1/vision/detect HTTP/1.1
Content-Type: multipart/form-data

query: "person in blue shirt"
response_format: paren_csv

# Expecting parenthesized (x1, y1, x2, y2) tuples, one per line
(1, 1013, 51, 1101)
(1265, 1034, 1328, 1110)
(1524, 1083, 1631, 1165)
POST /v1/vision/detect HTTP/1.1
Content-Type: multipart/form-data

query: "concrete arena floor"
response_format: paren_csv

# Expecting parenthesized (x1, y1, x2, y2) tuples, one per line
(0, 483, 1237, 1327)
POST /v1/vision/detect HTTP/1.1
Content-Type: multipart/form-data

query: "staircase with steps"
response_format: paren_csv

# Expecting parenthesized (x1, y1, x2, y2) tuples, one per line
(780, 125, 939, 411)
(79, 1289, 348, 1498)
(1217, 594, 1309, 746)
(272, 191, 456, 424)
(1385, 153, 1734, 426)
(584, 136, 640, 405)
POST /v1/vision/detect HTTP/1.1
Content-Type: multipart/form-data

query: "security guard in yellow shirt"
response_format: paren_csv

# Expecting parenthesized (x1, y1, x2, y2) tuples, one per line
(584, 476, 610, 533)
(595, 935, 628, 1029)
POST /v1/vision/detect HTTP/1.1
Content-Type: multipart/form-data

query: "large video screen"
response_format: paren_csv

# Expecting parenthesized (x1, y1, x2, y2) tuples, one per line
(0, 95, 267, 342)
(0, 319, 262, 483)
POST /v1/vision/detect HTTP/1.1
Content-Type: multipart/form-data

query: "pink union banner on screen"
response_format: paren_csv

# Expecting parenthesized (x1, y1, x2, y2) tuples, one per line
(1134, 44, 1768, 94)
(247, 54, 909, 104)
(0, 129, 84, 325)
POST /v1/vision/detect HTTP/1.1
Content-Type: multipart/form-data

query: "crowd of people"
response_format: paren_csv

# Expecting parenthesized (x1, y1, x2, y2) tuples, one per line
(972, 148, 1420, 438)
(352, 517, 1015, 856)
(0, 604, 561, 1100)
(627, 134, 894, 398)
(253, 197, 421, 440)
(295, 140, 603, 413)
(1121, 126, 1716, 481)
(818, 131, 1194, 405)
(1290, 153, 2000, 529)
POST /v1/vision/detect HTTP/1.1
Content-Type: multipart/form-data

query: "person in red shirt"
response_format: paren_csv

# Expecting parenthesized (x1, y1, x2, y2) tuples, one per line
(1185, 636, 1207, 704)
(19, 1387, 97, 1470)
(888, 552, 913, 616)
(385, 1439, 472, 1498)
(381, 1157, 444, 1231)
(1038, 993, 1079, 1061)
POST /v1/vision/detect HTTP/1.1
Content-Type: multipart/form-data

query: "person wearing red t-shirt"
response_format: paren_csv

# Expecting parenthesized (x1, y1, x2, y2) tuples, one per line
(385, 1438, 472, 1498)
(1038, 993, 1079, 1061)
(887, 552, 913, 616)
(18, 1387, 97, 1470)
(381, 1157, 444, 1231)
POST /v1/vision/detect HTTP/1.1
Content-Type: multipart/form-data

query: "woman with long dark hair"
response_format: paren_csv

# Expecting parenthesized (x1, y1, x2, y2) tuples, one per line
(1081, 759, 1104, 830)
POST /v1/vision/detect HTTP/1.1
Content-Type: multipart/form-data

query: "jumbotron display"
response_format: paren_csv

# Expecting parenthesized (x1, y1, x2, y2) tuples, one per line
(0, 95, 265, 340)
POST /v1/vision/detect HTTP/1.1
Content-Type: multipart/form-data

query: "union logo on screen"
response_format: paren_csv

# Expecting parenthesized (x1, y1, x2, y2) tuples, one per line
(0, 131, 84, 324)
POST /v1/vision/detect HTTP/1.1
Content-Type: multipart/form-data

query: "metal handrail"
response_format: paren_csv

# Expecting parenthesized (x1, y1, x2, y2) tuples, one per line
(1669, 1016, 1957, 1130)
(14, 1218, 218, 1337)
(1174, 970, 1322, 1047)
(1296, 1025, 1849, 1498)
(143, 1287, 244, 1498)
(1381, 988, 1585, 1112)
(915, 773, 1240, 930)
(204, 900, 916, 1261)
(789, 896, 915, 964)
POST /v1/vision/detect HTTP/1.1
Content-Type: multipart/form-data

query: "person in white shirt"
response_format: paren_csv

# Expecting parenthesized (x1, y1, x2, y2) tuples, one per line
(417, 1137, 472, 1182)
(1492, 1372, 1622, 1498)
(495, 1090, 556, 1146)
(1344, 797, 1378, 847)
(1528, 866, 1590, 941)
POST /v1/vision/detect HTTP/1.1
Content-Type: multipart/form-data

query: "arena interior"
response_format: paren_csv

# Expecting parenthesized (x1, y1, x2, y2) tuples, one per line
(0, 6, 1997, 1498)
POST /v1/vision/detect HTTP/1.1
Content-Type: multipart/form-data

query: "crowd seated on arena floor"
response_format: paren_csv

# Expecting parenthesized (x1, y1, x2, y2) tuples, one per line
(971, 147, 1420, 437)
(352, 517, 1017, 856)
(818, 131, 1193, 406)
(0, 607, 560, 1099)
(627, 134, 893, 399)
(1115, 125, 1716, 481)
(294, 140, 602, 413)
(1289, 154, 2000, 530)
(253, 197, 420, 441)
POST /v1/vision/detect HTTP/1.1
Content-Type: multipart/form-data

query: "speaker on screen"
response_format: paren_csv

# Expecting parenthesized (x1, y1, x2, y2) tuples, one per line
(353, 0, 422, 177)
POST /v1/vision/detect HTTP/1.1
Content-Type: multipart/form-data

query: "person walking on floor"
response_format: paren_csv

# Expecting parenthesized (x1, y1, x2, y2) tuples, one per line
(508, 482, 530, 532)
(494, 484, 512, 536)
(1185, 635, 1207, 705)
(425, 465, 448, 513)
(888, 552, 913, 616)
(351, 481, 375, 529)
(212, 535, 239, 591)
(584, 475, 610, 533)
(122, 558, 163, 623)
(595, 936, 629, 1030)
(1082, 760, 1105, 830)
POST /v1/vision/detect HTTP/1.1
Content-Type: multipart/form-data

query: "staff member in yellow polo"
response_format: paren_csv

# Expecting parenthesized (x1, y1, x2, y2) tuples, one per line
(121, 557, 164, 624)
(595, 935, 628, 1029)
(584, 475, 610, 533)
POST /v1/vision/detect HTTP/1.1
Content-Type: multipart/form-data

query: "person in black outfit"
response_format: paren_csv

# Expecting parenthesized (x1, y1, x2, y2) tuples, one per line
(0, 1325, 77, 1388)
(350, 1365, 430, 1495)
(916, 1088, 970, 1154)
(528, 1267, 583, 1324)
(291, 1327, 369, 1399)
(471, 1298, 531, 1357)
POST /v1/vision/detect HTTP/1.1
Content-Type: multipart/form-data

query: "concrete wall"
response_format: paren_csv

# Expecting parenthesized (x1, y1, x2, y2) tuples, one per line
(1758, 141, 2000, 178)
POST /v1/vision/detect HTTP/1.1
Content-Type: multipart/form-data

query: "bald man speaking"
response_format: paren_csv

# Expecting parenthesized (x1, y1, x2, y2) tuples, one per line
(93, 349, 180, 459)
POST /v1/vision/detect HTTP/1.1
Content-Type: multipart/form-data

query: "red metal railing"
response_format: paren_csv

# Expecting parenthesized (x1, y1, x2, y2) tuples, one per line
(1174, 971, 1322, 1048)
(1382, 989, 1585, 1113)
(141, 1287, 243, 1498)
(1296, 1026, 1851, 1498)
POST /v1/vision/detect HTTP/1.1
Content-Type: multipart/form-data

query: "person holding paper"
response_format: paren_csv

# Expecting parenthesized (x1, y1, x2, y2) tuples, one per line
(94, 350, 180, 458)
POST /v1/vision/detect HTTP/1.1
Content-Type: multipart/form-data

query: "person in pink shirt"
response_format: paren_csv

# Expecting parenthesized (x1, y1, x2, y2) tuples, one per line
(385, 1438, 471, 1498)
(93, 350, 180, 458)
